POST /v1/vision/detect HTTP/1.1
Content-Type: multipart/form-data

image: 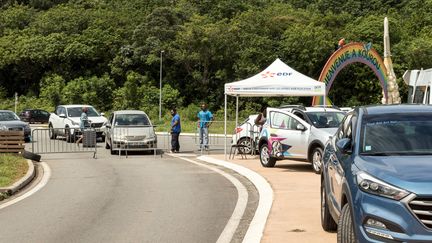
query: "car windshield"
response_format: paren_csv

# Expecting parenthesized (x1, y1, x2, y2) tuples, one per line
(67, 107, 100, 117)
(360, 113, 432, 155)
(0, 111, 20, 121)
(115, 114, 150, 126)
(306, 112, 345, 128)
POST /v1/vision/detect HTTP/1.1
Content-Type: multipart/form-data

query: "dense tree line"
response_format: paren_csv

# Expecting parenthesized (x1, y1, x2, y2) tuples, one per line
(0, 0, 431, 120)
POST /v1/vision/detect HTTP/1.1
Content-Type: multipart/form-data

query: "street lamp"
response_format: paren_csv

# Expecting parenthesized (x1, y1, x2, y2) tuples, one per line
(159, 50, 164, 121)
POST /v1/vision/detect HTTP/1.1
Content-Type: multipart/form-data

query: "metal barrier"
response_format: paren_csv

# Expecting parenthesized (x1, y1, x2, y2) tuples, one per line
(108, 127, 158, 158)
(31, 128, 97, 158)
(194, 120, 235, 150)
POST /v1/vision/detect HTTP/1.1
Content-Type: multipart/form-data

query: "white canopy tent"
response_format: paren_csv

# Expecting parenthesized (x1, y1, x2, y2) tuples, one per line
(223, 58, 326, 157)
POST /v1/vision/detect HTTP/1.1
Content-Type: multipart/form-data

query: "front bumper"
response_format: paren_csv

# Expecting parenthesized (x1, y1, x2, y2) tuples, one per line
(352, 188, 432, 242)
(111, 139, 157, 151)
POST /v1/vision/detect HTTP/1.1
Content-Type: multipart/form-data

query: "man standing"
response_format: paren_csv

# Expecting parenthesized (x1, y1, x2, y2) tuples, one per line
(76, 107, 89, 145)
(170, 108, 181, 153)
(197, 103, 213, 150)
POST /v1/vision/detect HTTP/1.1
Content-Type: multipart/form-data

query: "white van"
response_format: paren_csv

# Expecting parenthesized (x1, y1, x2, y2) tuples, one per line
(403, 68, 432, 104)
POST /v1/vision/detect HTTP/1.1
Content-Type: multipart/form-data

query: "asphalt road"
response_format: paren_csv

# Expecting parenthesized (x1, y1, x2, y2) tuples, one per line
(0, 132, 258, 243)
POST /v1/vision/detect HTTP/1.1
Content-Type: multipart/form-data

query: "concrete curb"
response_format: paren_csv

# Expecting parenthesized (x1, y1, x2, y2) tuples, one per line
(197, 155, 273, 243)
(0, 159, 35, 195)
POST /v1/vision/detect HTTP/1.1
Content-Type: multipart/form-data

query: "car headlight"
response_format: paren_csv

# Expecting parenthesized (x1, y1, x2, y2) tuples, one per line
(357, 171, 409, 200)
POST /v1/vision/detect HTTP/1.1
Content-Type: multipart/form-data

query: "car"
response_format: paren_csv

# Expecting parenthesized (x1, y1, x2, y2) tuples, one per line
(231, 114, 259, 154)
(257, 106, 345, 173)
(48, 105, 107, 143)
(19, 109, 50, 123)
(105, 110, 157, 154)
(0, 110, 31, 142)
(321, 104, 432, 242)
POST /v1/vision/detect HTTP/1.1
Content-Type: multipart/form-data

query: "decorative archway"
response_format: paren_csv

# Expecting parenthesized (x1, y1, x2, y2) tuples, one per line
(312, 42, 388, 106)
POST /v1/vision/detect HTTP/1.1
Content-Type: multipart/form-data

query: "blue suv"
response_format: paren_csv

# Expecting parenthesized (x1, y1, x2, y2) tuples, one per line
(321, 105, 432, 242)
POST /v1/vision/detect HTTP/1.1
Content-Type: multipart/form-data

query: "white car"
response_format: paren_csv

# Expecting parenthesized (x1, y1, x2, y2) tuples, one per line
(105, 110, 157, 154)
(232, 114, 259, 154)
(48, 105, 108, 142)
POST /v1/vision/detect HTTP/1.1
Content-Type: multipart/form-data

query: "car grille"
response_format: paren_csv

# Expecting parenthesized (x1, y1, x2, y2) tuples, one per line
(91, 123, 103, 128)
(9, 127, 23, 131)
(124, 136, 146, 141)
(408, 197, 432, 229)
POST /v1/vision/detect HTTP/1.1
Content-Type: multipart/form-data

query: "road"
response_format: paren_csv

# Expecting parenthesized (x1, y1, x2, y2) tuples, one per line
(0, 133, 258, 243)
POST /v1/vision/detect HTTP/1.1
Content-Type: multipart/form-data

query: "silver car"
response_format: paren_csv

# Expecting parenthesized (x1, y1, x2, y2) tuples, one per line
(257, 106, 345, 173)
(105, 110, 157, 154)
(0, 110, 31, 142)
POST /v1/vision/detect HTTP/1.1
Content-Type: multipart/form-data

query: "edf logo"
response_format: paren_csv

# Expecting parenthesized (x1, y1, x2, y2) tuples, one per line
(261, 71, 292, 78)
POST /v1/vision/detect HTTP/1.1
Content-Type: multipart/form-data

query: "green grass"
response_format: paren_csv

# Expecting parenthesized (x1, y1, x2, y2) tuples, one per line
(154, 119, 237, 134)
(0, 154, 28, 188)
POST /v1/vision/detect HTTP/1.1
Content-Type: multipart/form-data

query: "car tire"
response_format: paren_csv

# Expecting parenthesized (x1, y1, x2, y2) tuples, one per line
(337, 204, 356, 243)
(238, 137, 253, 154)
(321, 180, 337, 231)
(65, 127, 73, 143)
(312, 147, 323, 174)
(110, 141, 116, 155)
(49, 124, 57, 140)
(23, 150, 41, 162)
(259, 143, 276, 167)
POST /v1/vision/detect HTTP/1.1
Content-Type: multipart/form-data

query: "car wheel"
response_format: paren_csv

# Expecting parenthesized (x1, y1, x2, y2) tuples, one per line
(312, 147, 323, 174)
(49, 124, 57, 139)
(259, 144, 276, 167)
(65, 127, 73, 143)
(238, 137, 253, 154)
(337, 204, 356, 243)
(321, 180, 337, 231)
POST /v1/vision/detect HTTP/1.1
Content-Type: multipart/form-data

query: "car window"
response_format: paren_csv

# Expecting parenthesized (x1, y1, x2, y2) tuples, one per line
(0, 111, 20, 121)
(67, 107, 100, 117)
(306, 112, 345, 128)
(361, 113, 432, 155)
(270, 112, 299, 130)
(109, 114, 114, 125)
(337, 114, 352, 140)
(114, 114, 150, 126)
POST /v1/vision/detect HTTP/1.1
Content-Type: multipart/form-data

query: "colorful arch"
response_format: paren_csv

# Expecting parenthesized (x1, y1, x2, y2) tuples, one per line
(312, 42, 388, 106)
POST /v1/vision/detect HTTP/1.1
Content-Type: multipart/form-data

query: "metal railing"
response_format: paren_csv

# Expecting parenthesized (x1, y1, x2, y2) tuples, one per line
(107, 127, 158, 158)
(31, 128, 97, 158)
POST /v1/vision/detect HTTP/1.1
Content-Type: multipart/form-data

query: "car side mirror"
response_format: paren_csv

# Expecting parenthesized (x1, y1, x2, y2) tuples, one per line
(59, 113, 66, 118)
(296, 124, 307, 131)
(100, 112, 105, 116)
(336, 138, 352, 154)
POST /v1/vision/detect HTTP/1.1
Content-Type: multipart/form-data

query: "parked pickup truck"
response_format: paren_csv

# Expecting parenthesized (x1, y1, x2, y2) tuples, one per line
(49, 105, 108, 142)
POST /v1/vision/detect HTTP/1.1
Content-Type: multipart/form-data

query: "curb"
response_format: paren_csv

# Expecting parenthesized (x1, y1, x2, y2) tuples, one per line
(0, 159, 35, 195)
(197, 155, 273, 243)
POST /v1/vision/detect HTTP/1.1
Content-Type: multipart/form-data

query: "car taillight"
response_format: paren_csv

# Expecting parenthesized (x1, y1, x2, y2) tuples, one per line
(235, 127, 243, 133)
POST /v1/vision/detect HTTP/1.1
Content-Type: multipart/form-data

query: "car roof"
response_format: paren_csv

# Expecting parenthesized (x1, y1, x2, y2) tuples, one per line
(361, 104, 432, 115)
(303, 107, 343, 113)
(0, 110, 15, 113)
(113, 110, 148, 115)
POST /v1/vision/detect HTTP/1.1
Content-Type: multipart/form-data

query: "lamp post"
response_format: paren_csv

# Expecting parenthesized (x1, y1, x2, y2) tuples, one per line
(159, 50, 164, 121)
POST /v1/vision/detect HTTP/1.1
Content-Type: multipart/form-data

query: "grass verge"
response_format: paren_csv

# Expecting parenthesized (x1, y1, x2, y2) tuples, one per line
(0, 154, 28, 188)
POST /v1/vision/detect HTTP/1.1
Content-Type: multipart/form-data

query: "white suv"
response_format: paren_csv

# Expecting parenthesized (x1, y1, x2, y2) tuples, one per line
(258, 106, 345, 173)
(48, 105, 108, 142)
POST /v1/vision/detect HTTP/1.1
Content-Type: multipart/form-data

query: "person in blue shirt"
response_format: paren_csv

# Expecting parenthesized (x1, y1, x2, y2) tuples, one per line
(76, 107, 90, 145)
(170, 108, 181, 153)
(197, 103, 213, 150)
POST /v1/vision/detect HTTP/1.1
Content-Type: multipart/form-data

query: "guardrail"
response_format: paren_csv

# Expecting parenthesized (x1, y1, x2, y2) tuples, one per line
(31, 128, 97, 158)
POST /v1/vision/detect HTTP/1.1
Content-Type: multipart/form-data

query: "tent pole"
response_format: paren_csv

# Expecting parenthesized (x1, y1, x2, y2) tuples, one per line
(236, 96, 239, 128)
(224, 94, 227, 160)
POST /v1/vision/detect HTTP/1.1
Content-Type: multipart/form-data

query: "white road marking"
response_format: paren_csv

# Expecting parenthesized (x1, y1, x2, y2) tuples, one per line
(0, 162, 51, 210)
(198, 156, 273, 243)
(168, 154, 248, 243)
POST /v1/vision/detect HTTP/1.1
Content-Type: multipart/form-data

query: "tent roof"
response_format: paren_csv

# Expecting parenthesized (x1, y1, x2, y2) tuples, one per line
(225, 58, 325, 97)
